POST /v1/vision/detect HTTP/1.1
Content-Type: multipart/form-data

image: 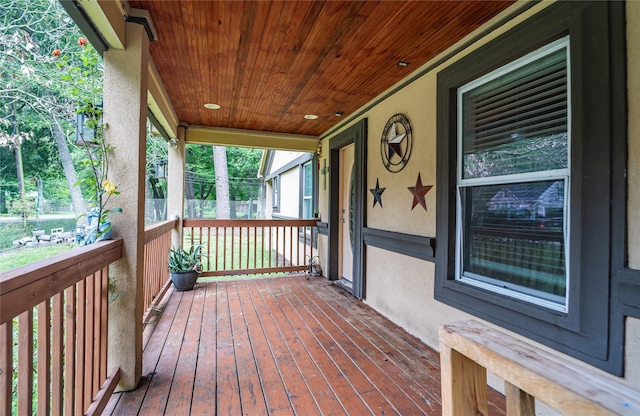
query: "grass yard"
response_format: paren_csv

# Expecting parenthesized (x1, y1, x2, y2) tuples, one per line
(0, 243, 75, 273)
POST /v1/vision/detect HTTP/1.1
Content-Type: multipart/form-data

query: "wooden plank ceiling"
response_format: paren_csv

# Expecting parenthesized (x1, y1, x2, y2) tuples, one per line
(128, 0, 514, 137)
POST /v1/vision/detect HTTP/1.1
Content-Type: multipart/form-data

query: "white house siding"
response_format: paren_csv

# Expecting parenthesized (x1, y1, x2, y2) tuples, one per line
(317, 0, 640, 411)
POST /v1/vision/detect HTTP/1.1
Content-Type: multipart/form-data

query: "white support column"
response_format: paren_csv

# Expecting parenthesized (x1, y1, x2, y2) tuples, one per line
(103, 21, 149, 391)
(168, 125, 186, 247)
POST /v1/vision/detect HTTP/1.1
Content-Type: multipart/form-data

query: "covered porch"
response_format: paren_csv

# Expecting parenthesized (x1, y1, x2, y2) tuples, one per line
(3, 0, 640, 414)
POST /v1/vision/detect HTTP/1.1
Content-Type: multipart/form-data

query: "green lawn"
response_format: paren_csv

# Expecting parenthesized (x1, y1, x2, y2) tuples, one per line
(0, 244, 74, 273)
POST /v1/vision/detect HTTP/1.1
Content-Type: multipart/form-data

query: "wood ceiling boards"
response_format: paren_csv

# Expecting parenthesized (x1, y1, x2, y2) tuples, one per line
(127, 0, 514, 138)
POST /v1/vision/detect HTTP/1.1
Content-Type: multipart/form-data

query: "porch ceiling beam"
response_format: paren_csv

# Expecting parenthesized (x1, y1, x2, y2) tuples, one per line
(185, 126, 319, 152)
(72, 0, 127, 50)
(147, 58, 179, 139)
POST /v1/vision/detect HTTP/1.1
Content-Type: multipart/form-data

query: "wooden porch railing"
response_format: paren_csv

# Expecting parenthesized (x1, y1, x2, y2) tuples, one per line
(143, 218, 178, 315)
(439, 320, 640, 415)
(0, 239, 123, 416)
(183, 219, 318, 277)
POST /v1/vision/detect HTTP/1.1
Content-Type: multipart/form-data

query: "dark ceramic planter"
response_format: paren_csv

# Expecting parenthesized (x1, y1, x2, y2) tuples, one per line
(170, 270, 199, 291)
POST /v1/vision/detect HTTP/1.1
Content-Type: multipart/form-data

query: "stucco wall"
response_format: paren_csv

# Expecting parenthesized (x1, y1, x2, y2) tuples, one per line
(319, 0, 640, 405)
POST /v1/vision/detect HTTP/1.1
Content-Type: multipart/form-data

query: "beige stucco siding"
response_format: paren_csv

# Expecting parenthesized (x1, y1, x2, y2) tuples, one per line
(319, 0, 640, 403)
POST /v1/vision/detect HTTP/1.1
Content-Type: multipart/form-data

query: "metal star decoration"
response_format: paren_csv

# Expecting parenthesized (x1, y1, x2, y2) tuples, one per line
(407, 173, 433, 211)
(369, 178, 386, 208)
(387, 122, 406, 159)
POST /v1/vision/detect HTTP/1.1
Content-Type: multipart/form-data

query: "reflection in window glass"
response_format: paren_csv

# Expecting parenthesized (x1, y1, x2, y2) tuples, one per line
(302, 162, 312, 219)
(456, 37, 570, 309)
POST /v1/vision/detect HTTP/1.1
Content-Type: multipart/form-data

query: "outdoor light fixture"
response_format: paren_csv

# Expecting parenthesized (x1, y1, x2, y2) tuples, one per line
(155, 159, 167, 179)
(75, 109, 98, 146)
(304, 114, 319, 120)
(334, 111, 343, 117)
(397, 61, 409, 67)
(204, 103, 220, 110)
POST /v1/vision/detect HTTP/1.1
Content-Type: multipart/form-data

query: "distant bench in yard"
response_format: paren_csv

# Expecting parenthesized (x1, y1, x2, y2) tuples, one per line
(439, 320, 640, 416)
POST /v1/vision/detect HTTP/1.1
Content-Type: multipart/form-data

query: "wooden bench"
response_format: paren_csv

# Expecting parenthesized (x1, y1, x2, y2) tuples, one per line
(439, 320, 640, 415)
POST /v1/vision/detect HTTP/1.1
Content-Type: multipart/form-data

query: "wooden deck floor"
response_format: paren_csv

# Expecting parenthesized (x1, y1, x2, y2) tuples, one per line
(105, 276, 506, 415)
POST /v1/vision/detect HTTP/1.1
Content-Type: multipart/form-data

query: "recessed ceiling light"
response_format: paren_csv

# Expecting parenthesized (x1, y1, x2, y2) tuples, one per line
(204, 103, 220, 110)
(397, 61, 409, 67)
(304, 114, 319, 120)
(334, 111, 343, 117)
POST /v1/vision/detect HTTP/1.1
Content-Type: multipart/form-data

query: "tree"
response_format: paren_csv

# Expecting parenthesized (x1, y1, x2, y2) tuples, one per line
(213, 146, 230, 219)
(0, 0, 101, 218)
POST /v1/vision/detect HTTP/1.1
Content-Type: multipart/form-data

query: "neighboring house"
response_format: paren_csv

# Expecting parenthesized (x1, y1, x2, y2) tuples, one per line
(259, 150, 318, 221)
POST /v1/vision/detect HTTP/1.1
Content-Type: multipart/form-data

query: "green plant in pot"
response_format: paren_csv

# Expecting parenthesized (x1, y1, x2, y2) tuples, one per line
(168, 243, 204, 291)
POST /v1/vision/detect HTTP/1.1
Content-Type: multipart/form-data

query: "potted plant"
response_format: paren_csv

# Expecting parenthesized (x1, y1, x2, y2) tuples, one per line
(168, 243, 204, 291)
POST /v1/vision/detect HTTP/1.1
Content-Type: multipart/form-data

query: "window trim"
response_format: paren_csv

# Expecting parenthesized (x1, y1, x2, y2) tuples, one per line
(434, 1, 623, 374)
(454, 37, 571, 312)
(271, 175, 280, 213)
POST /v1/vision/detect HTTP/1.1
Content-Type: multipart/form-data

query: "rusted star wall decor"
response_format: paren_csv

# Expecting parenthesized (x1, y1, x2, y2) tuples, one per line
(380, 113, 413, 173)
(408, 173, 433, 211)
(369, 178, 386, 208)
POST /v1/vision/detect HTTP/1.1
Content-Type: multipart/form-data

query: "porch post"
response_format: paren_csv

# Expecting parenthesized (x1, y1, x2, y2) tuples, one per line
(103, 21, 149, 390)
(168, 125, 186, 247)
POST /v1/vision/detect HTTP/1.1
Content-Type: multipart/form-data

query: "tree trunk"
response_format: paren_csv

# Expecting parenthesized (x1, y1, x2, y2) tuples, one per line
(52, 118, 87, 219)
(213, 146, 230, 219)
(185, 170, 196, 218)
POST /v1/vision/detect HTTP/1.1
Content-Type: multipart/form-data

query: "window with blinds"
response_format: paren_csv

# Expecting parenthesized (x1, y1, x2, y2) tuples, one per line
(455, 37, 570, 310)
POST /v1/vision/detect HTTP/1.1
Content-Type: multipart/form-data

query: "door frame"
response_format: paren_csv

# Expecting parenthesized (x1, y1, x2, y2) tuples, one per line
(329, 119, 367, 299)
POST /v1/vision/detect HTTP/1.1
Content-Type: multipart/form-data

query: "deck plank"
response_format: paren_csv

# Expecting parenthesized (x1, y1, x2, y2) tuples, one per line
(164, 283, 206, 414)
(236, 281, 294, 416)
(191, 283, 218, 415)
(137, 288, 196, 415)
(215, 283, 243, 415)
(257, 279, 347, 416)
(227, 282, 269, 415)
(291, 279, 440, 414)
(247, 280, 322, 416)
(267, 279, 373, 415)
(108, 276, 506, 415)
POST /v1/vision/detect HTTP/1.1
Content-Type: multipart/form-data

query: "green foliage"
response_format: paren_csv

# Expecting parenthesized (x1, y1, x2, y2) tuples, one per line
(7, 193, 35, 231)
(0, 0, 104, 218)
(168, 243, 205, 273)
(185, 145, 262, 201)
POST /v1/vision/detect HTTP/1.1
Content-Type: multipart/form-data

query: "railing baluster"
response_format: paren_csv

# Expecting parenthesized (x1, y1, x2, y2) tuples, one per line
(64, 286, 76, 416)
(0, 322, 12, 416)
(76, 279, 86, 415)
(215, 226, 219, 271)
(84, 275, 95, 408)
(253, 226, 257, 270)
(268, 226, 272, 268)
(289, 226, 293, 267)
(18, 309, 33, 415)
(231, 227, 236, 270)
(38, 299, 51, 415)
(261, 226, 265, 269)
(223, 226, 227, 270)
(238, 226, 243, 270)
(100, 268, 109, 383)
(51, 292, 63, 416)
(246, 227, 250, 269)
(93, 271, 102, 396)
(207, 226, 212, 271)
